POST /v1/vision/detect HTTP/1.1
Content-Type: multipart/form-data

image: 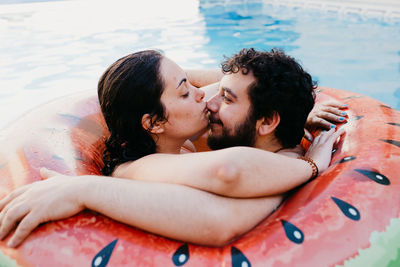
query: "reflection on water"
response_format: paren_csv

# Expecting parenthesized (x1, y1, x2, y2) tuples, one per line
(0, 0, 400, 129)
(199, 1, 300, 61)
(0, 0, 60, 4)
(0, 0, 213, 129)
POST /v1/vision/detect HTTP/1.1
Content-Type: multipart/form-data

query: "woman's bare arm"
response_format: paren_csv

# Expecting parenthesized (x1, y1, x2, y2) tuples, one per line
(0, 170, 282, 248)
(114, 147, 312, 198)
(114, 128, 345, 198)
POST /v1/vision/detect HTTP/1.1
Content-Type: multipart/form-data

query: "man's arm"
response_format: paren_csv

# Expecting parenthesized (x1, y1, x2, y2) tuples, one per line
(0, 169, 282, 248)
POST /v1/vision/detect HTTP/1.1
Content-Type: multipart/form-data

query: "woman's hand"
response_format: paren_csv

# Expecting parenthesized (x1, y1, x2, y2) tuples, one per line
(305, 127, 345, 173)
(0, 168, 86, 248)
(306, 101, 348, 133)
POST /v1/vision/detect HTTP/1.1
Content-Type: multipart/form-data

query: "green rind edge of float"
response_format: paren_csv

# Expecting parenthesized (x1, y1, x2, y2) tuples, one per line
(338, 216, 400, 267)
(0, 251, 21, 267)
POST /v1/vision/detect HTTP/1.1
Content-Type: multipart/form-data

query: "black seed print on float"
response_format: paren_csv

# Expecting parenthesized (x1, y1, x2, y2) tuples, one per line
(353, 115, 364, 120)
(342, 95, 363, 100)
(354, 169, 390, 185)
(336, 156, 356, 164)
(387, 122, 400, 127)
(380, 105, 393, 109)
(331, 197, 360, 221)
(51, 155, 64, 160)
(379, 139, 400, 148)
(172, 244, 189, 266)
(91, 239, 118, 267)
(281, 220, 304, 244)
(231, 247, 251, 267)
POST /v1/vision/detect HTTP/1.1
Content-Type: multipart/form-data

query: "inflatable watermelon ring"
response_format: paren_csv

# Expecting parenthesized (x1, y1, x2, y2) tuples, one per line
(0, 87, 400, 266)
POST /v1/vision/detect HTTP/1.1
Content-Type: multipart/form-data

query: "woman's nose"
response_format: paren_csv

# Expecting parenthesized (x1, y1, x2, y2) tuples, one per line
(195, 88, 205, 102)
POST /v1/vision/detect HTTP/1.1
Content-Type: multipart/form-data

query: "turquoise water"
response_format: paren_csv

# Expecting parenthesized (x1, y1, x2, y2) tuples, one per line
(198, 1, 400, 109)
(1, 0, 399, 129)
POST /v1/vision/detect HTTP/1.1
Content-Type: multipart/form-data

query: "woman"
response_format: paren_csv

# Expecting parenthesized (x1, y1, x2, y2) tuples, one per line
(99, 50, 209, 175)
(0, 50, 345, 247)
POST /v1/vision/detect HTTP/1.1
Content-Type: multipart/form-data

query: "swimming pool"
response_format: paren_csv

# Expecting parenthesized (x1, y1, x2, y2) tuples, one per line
(0, 0, 399, 129)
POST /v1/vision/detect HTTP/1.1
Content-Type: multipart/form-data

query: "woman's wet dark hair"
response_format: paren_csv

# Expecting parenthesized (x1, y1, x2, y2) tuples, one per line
(221, 48, 316, 148)
(98, 50, 166, 175)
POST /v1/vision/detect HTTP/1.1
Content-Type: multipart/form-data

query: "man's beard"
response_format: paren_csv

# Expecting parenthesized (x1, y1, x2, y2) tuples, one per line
(207, 115, 257, 150)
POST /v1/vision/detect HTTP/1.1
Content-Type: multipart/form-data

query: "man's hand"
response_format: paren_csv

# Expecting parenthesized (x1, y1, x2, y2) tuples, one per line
(306, 101, 348, 133)
(0, 168, 85, 248)
(305, 127, 346, 174)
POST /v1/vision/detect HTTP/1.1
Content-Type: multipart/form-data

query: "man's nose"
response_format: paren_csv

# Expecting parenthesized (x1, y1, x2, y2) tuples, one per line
(206, 93, 220, 112)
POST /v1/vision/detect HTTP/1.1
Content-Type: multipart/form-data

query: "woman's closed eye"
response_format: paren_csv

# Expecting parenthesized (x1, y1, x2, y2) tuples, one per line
(181, 92, 189, 98)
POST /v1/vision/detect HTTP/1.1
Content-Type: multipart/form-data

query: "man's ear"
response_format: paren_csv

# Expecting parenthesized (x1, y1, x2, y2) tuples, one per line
(256, 112, 280, 136)
(141, 114, 165, 134)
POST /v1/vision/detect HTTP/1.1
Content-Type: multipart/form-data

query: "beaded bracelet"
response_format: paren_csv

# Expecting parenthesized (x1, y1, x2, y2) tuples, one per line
(298, 156, 319, 180)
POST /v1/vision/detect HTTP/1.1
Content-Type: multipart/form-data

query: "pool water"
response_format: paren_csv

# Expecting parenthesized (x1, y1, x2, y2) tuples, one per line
(1, 0, 399, 129)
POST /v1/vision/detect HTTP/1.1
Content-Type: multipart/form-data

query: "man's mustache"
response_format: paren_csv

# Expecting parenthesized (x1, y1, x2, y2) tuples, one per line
(208, 113, 222, 125)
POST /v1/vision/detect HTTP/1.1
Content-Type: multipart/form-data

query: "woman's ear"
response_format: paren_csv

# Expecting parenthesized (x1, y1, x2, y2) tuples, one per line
(256, 112, 280, 136)
(141, 114, 165, 134)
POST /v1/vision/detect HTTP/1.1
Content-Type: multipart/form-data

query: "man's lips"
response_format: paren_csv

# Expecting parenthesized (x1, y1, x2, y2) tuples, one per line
(208, 114, 222, 125)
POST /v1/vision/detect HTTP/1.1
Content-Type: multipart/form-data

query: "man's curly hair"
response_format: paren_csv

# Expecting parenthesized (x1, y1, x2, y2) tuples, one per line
(221, 48, 316, 148)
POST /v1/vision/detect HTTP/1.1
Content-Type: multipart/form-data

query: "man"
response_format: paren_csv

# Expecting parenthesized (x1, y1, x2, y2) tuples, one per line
(208, 47, 316, 151)
(0, 48, 346, 247)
